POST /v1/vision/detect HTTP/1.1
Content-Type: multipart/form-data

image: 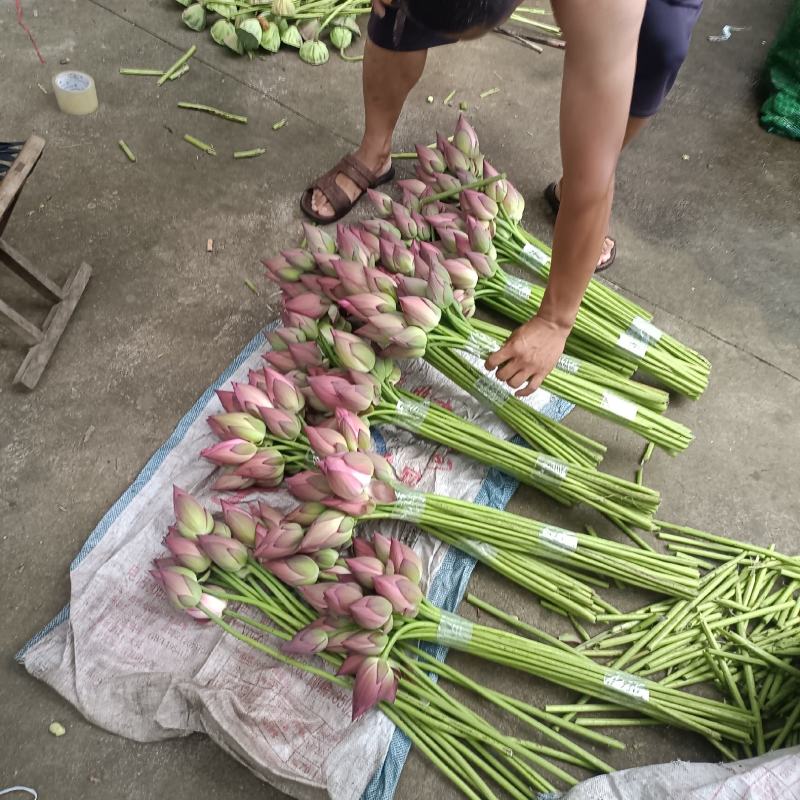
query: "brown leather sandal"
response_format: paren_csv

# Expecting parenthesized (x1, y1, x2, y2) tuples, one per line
(300, 153, 395, 224)
(544, 181, 617, 273)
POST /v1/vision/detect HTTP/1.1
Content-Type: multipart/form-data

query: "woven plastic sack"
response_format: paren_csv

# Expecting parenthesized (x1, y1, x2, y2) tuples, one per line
(760, 0, 800, 140)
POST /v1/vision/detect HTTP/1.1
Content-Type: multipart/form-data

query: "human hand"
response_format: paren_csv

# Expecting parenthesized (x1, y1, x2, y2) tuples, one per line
(485, 315, 570, 397)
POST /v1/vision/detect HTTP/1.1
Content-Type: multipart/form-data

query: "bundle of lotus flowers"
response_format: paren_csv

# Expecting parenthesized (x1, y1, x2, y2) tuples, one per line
(391, 116, 711, 398)
(175, 0, 370, 65)
(153, 489, 754, 787)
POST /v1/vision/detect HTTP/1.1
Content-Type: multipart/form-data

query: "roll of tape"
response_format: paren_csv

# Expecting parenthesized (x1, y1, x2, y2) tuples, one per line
(52, 71, 98, 115)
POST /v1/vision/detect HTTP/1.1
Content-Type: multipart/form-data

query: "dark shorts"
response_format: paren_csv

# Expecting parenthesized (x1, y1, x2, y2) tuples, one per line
(368, 0, 703, 117)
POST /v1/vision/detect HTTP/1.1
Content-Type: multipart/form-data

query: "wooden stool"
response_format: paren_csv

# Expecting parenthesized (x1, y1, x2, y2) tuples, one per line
(0, 135, 91, 389)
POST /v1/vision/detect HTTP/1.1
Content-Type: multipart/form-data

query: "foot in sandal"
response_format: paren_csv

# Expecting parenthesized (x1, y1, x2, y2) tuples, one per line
(301, 149, 394, 224)
(544, 180, 617, 272)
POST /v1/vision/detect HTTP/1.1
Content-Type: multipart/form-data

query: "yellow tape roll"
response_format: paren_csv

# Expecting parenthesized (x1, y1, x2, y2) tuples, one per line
(52, 71, 98, 115)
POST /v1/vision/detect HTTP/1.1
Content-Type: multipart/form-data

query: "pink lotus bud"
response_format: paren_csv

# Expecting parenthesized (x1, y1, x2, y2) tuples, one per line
(320, 563, 354, 581)
(395, 275, 427, 297)
(419, 242, 444, 269)
(364, 267, 398, 296)
(367, 188, 393, 217)
(373, 574, 422, 617)
(336, 381, 376, 414)
(258, 407, 301, 441)
(297, 583, 330, 614)
(411, 212, 432, 242)
(281, 280, 308, 300)
(164, 529, 212, 573)
(287, 470, 332, 502)
(352, 657, 397, 719)
(281, 248, 316, 271)
(400, 191, 420, 213)
(337, 228, 372, 268)
(320, 453, 373, 501)
(481, 159, 509, 203)
(285, 292, 331, 320)
(211, 468, 256, 492)
(388, 326, 427, 355)
(334, 259, 369, 294)
(254, 501, 283, 528)
(305, 374, 341, 411)
(155, 564, 203, 610)
(501, 180, 525, 223)
(466, 216, 492, 255)
(213, 520, 232, 538)
(390, 539, 423, 584)
(302, 221, 337, 254)
(262, 369, 304, 414)
(184, 590, 229, 622)
(248, 369, 269, 391)
(323, 496, 376, 516)
(342, 630, 388, 656)
(215, 389, 241, 413)
(352, 538, 376, 559)
(453, 114, 480, 159)
(372, 533, 392, 564)
(232, 450, 284, 487)
(221, 499, 259, 547)
(197, 534, 249, 572)
(331, 329, 376, 374)
(426, 264, 455, 308)
(465, 251, 495, 278)
(312, 251, 341, 278)
(357, 312, 407, 348)
(439, 135, 470, 173)
(284, 501, 326, 526)
(442, 258, 478, 290)
(313, 548, 339, 570)
(263, 349, 297, 374)
(232, 382, 273, 416)
(300, 509, 355, 553)
(287, 341, 324, 371)
(265, 554, 320, 587)
(397, 178, 428, 198)
(305, 425, 348, 458)
(267, 327, 304, 351)
(283, 312, 320, 340)
(415, 144, 446, 175)
(349, 595, 393, 630)
(284, 624, 329, 655)
(324, 582, 364, 617)
(338, 653, 367, 676)
(459, 291, 476, 319)
(436, 225, 470, 256)
(355, 227, 382, 259)
(345, 556, 385, 589)
(460, 189, 498, 222)
(263, 255, 302, 283)
(334, 408, 371, 452)
(200, 438, 258, 467)
(391, 204, 418, 240)
(398, 296, 442, 332)
(173, 486, 214, 539)
(340, 293, 393, 323)
(254, 522, 304, 560)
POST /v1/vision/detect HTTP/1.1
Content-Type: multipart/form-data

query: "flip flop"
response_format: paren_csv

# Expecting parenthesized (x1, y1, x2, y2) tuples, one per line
(300, 153, 395, 224)
(544, 181, 616, 273)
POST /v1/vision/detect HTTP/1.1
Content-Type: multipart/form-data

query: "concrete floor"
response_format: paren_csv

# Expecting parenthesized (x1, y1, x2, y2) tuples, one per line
(1, 0, 798, 797)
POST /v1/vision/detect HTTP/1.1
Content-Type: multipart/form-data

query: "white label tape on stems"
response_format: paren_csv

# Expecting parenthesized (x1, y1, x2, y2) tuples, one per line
(604, 671, 650, 702)
(503, 275, 533, 302)
(52, 71, 99, 115)
(520, 242, 551, 268)
(460, 539, 498, 561)
(539, 526, 578, 553)
(394, 396, 431, 432)
(600, 391, 638, 422)
(630, 316, 664, 344)
(463, 329, 498, 358)
(534, 455, 569, 484)
(617, 332, 648, 359)
(392, 487, 426, 522)
(556, 355, 580, 375)
(436, 610, 474, 647)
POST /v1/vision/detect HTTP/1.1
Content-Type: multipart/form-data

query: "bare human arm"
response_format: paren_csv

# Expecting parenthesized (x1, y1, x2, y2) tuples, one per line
(486, 0, 646, 396)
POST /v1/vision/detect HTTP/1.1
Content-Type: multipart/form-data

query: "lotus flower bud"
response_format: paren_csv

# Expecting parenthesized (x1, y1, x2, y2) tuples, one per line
(287, 470, 332, 502)
(334, 408, 371, 452)
(465, 251, 496, 278)
(257, 407, 300, 441)
(356, 312, 407, 348)
(394, 275, 426, 298)
(367, 189, 393, 218)
(254, 522, 304, 560)
(219, 500, 258, 547)
(311, 548, 337, 570)
(353, 538, 377, 559)
(266, 554, 319, 586)
(285, 292, 330, 320)
(330, 25, 352, 50)
(237, 17, 262, 50)
(283, 624, 329, 655)
(501, 180, 525, 223)
(337, 226, 372, 266)
(299, 38, 329, 65)
(197, 534, 249, 572)
(321, 563, 355, 581)
(415, 144, 446, 175)
(184, 590, 229, 622)
(300, 222, 335, 255)
(398, 295, 442, 332)
(340, 293, 395, 323)
(215, 389, 241, 414)
(388, 326, 427, 353)
(453, 114, 481, 159)
(342, 630, 387, 657)
(371, 532, 392, 564)
(460, 291, 476, 318)
(200, 438, 258, 467)
(373, 574, 422, 617)
(273, 0, 295, 14)
(389, 538, 423, 584)
(284, 501, 325, 526)
(209, 412, 266, 444)
(345, 556, 385, 589)
(181, 3, 206, 31)
(410, 212, 432, 242)
(297, 583, 330, 614)
(460, 189, 498, 222)
(426, 264, 455, 308)
(480, 159, 508, 203)
(466, 216, 492, 255)
(281, 23, 303, 48)
(284, 312, 320, 340)
(331, 329, 375, 373)
(154, 564, 203, 610)
(324, 582, 364, 617)
(164, 529, 212, 573)
(234, 449, 284, 487)
(349, 595, 393, 630)
(352, 657, 397, 719)
(264, 255, 302, 283)
(301, 509, 355, 553)
(305, 425, 347, 458)
(173, 487, 214, 539)
(260, 19, 281, 52)
(439, 140, 469, 175)
(262, 348, 296, 374)
(442, 258, 478, 290)
(212, 467, 256, 492)
(267, 327, 304, 351)
(419, 242, 444, 270)
(232, 382, 273, 416)
(391, 204, 418, 240)
(262, 369, 304, 414)
(320, 453, 373, 501)
(212, 520, 231, 539)
(211, 18, 235, 45)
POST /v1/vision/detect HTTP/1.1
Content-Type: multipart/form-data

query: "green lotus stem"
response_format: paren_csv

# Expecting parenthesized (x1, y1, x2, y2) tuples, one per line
(234, 148, 266, 159)
(169, 65, 190, 80)
(119, 67, 163, 76)
(443, 88, 456, 104)
(183, 133, 217, 156)
(339, 45, 364, 61)
(574, 717, 661, 728)
(479, 87, 500, 98)
(178, 101, 248, 124)
(118, 140, 136, 162)
(272, 118, 288, 130)
(420, 173, 505, 206)
(158, 44, 197, 85)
